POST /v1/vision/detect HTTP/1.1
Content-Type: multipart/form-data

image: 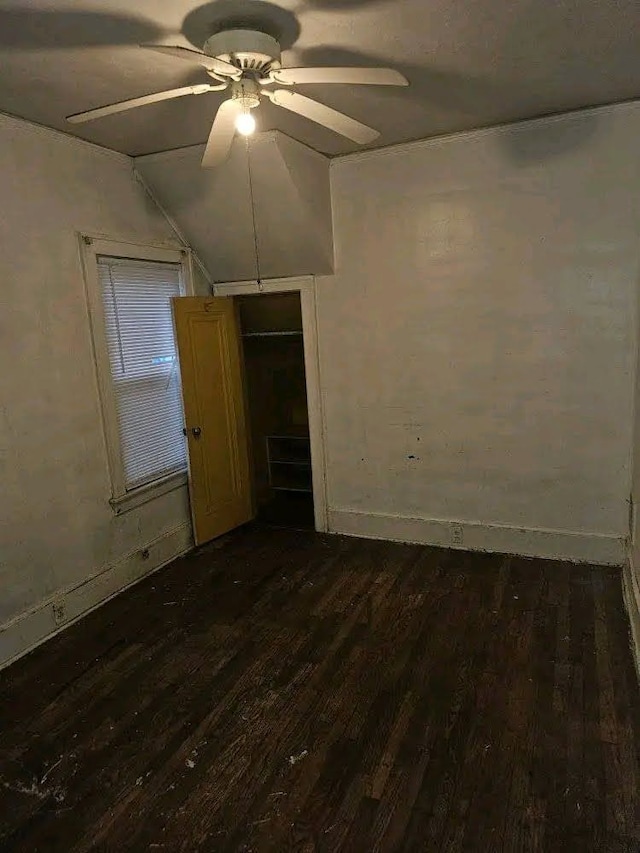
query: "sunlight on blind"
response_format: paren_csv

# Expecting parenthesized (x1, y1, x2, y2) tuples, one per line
(98, 257, 186, 490)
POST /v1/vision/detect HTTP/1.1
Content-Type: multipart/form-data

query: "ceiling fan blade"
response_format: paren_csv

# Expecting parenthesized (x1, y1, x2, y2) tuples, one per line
(202, 99, 242, 168)
(266, 90, 379, 144)
(66, 84, 217, 124)
(269, 67, 408, 87)
(142, 44, 242, 79)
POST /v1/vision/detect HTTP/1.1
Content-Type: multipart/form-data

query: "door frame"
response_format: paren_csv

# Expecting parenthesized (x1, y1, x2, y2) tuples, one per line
(213, 276, 328, 533)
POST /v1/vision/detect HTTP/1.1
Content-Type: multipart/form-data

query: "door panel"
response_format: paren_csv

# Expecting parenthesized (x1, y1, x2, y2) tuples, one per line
(172, 296, 253, 545)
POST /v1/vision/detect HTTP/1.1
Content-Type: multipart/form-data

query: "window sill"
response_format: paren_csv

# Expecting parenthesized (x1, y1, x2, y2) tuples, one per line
(109, 471, 188, 515)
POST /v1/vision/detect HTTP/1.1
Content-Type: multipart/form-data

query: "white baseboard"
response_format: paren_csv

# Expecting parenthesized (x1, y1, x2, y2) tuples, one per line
(328, 508, 625, 566)
(623, 553, 640, 681)
(0, 523, 193, 672)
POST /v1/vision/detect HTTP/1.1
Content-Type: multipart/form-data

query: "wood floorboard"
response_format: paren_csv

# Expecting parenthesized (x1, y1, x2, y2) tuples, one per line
(1, 526, 640, 852)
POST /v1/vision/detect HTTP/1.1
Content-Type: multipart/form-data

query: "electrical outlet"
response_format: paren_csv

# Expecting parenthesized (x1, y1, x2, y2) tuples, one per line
(52, 600, 66, 626)
(451, 525, 464, 546)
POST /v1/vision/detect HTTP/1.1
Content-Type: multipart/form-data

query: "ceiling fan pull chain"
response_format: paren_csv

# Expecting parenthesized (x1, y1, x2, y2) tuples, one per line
(245, 135, 262, 289)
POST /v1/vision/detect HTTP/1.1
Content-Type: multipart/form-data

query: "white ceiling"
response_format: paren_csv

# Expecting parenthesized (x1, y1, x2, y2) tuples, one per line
(2, 0, 640, 158)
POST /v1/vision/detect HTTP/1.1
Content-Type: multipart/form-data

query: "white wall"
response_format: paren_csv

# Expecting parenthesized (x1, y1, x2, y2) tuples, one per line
(626, 259, 640, 669)
(0, 115, 192, 661)
(319, 102, 640, 563)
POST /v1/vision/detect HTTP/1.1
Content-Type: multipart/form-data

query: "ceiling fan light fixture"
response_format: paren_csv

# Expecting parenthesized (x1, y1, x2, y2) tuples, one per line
(231, 78, 260, 108)
(235, 110, 256, 136)
(231, 79, 259, 136)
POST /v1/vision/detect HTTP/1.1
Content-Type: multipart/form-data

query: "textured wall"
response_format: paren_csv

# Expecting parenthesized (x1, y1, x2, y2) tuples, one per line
(318, 103, 640, 552)
(0, 115, 190, 624)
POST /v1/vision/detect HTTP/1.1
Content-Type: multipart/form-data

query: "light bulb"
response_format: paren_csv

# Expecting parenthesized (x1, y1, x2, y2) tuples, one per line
(236, 111, 256, 136)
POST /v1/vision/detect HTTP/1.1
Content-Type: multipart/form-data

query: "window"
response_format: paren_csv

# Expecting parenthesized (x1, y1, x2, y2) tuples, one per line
(83, 238, 192, 512)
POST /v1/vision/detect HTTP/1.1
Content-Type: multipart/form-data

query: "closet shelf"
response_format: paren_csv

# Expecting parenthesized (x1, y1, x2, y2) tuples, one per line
(266, 433, 312, 494)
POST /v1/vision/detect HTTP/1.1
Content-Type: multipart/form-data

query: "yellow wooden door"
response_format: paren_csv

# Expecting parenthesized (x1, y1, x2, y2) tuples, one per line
(172, 296, 253, 545)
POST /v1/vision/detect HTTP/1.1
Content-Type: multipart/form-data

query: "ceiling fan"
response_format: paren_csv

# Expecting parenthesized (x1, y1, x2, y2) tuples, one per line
(66, 28, 409, 167)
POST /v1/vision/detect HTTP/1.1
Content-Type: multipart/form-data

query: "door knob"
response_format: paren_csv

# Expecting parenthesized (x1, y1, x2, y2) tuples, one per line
(192, 427, 202, 438)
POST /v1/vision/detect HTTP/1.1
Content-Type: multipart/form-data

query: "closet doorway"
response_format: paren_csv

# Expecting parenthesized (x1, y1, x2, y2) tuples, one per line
(173, 277, 326, 545)
(238, 292, 313, 529)
(217, 276, 326, 536)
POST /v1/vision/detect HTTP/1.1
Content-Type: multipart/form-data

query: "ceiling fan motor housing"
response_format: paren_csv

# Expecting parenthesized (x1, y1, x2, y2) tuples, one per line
(203, 29, 282, 78)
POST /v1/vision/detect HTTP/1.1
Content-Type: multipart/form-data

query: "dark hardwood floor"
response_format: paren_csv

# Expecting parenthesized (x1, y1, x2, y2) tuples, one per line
(1, 526, 640, 852)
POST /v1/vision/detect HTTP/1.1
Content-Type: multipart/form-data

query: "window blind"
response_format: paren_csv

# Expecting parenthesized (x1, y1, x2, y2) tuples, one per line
(98, 256, 186, 491)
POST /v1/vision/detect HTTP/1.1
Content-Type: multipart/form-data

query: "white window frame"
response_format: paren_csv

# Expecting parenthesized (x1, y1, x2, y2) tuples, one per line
(80, 235, 194, 514)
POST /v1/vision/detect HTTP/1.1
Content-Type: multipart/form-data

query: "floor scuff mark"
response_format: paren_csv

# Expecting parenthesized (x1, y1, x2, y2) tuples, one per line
(1, 776, 66, 805)
(40, 755, 65, 785)
(288, 749, 308, 766)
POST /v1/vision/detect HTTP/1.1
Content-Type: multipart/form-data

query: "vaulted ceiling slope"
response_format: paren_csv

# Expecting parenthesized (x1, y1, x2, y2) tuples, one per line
(135, 131, 334, 281)
(1, 0, 640, 158)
